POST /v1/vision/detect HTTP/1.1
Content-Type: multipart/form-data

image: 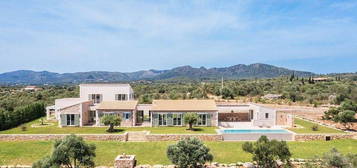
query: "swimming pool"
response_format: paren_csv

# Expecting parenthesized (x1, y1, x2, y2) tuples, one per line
(219, 129, 294, 141)
(220, 129, 290, 134)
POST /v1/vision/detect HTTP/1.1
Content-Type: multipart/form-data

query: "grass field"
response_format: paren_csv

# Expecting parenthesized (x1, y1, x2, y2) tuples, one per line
(288, 118, 344, 134)
(0, 118, 217, 134)
(0, 139, 356, 166)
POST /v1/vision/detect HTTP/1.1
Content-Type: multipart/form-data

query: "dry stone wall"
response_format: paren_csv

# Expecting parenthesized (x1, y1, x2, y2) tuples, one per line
(294, 134, 355, 141)
(0, 133, 128, 141)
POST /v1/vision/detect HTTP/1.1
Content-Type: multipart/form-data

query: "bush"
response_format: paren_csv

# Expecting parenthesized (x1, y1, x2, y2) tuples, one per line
(167, 137, 213, 168)
(312, 125, 319, 131)
(33, 134, 96, 168)
(242, 136, 292, 168)
(0, 103, 45, 131)
(21, 125, 27, 131)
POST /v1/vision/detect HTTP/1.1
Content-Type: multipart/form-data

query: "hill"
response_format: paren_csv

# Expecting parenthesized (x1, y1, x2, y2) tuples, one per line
(0, 63, 315, 84)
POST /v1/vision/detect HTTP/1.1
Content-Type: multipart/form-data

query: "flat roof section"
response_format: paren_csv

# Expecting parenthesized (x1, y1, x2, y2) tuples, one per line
(151, 99, 217, 112)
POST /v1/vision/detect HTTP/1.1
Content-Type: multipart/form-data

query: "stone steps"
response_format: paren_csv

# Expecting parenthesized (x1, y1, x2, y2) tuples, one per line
(127, 131, 147, 141)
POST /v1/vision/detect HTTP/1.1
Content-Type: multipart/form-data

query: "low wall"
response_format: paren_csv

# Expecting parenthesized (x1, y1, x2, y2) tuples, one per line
(0, 133, 128, 141)
(1, 133, 354, 142)
(294, 134, 355, 141)
(145, 134, 223, 141)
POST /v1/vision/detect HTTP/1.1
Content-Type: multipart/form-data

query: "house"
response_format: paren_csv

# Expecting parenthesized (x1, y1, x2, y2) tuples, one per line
(216, 103, 280, 128)
(23, 85, 42, 91)
(150, 100, 218, 127)
(51, 83, 135, 127)
(313, 77, 330, 82)
(47, 83, 292, 128)
(262, 94, 282, 100)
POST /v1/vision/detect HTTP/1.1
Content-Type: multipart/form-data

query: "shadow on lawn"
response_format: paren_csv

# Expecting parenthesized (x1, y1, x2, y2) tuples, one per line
(106, 129, 125, 133)
(186, 128, 203, 132)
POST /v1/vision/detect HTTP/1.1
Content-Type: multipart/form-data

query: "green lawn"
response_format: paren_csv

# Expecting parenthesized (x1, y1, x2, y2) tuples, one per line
(0, 118, 217, 134)
(0, 140, 356, 166)
(288, 118, 344, 134)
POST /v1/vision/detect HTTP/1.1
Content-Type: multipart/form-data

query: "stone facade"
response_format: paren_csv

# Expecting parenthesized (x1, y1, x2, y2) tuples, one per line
(97, 109, 136, 127)
(145, 134, 223, 141)
(0, 134, 128, 141)
(115, 155, 136, 168)
(0, 133, 222, 142)
(294, 134, 355, 141)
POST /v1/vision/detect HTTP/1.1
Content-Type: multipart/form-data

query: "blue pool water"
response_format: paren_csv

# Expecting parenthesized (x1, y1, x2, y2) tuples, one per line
(221, 129, 289, 134)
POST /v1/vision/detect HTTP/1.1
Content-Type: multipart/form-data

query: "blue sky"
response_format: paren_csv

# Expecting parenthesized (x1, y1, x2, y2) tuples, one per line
(0, 0, 356, 74)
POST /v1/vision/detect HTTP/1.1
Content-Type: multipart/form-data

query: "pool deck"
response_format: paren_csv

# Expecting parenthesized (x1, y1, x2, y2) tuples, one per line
(217, 128, 295, 141)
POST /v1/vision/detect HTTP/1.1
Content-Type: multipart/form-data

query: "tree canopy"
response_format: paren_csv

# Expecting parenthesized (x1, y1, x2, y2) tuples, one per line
(33, 134, 96, 168)
(167, 137, 213, 168)
(101, 115, 122, 132)
(242, 136, 291, 168)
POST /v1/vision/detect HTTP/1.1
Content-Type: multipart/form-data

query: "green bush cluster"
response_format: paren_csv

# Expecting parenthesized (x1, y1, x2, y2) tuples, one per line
(0, 85, 78, 131)
(0, 102, 45, 130)
(132, 76, 357, 105)
(324, 100, 357, 128)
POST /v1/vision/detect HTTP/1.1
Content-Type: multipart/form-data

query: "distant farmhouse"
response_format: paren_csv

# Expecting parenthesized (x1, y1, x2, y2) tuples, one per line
(312, 77, 331, 82)
(23, 85, 42, 91)
(47, 83, 293, 128)
(262, 94, 282, 100)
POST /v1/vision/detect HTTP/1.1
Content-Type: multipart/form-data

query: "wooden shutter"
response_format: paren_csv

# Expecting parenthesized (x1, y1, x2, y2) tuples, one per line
(74, 114, 80, 126)
(60, 114, 67, 126)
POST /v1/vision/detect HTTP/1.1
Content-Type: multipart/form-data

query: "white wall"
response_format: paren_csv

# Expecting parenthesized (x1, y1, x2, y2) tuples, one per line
(217, 104, 250, 113)
(79, 84, 134, 102)
(250, 104, 276, 127)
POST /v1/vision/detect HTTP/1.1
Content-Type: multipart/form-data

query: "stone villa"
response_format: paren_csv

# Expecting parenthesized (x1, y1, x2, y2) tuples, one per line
(47, 83, 293, 128)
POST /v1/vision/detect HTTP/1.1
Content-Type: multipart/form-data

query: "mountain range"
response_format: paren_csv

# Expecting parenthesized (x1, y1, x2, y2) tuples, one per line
(0, 63, 315, 85)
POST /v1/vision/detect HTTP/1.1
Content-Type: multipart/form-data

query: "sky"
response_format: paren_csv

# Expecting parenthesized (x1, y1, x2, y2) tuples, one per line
(0, 0, 356, 74)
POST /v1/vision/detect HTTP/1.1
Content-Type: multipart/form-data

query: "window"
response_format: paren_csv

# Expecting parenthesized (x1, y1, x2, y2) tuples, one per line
(158, 114, 167, 126)
(116, 94, 127, 101)
(123, 112, 131, 120)
(249, 110, 254, 120)
(89, 94, 102, 104)
(173, 114, 183, 126)
(197, 114, 208, 126)
(89, 111, 96, 122)
(265, 113, 269, 119)
(66, 114, 75, 125)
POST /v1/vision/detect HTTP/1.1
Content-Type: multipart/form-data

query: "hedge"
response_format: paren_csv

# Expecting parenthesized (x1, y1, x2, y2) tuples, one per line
(0, 102, 45, 131)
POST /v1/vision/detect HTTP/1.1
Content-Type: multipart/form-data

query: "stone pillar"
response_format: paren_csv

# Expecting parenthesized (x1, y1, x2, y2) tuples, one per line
(114, 154, 136, 168)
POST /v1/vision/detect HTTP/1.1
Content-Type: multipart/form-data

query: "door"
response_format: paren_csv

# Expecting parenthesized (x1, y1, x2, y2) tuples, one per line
(136, 111, 144, 123)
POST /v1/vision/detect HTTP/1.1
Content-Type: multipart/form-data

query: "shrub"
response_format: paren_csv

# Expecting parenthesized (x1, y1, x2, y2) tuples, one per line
(322, 148, 349, 168)
(167, 137, 213, 168)
(242, 136, 292, 168)
(21, 125, 27, 131)
(33, 134, 96, 168)
(0, 103, 45, 131)
(312, 125, 319, 131)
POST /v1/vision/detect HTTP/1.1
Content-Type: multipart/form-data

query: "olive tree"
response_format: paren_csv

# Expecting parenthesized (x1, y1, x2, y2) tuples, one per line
(242, 136, 291, 168)
(101, 115, 121, 132)
(167, 137, 213, 168)
(184, 112, 198, 130)
(33, 134, 96, 168)
(335, 110, 356, 130)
